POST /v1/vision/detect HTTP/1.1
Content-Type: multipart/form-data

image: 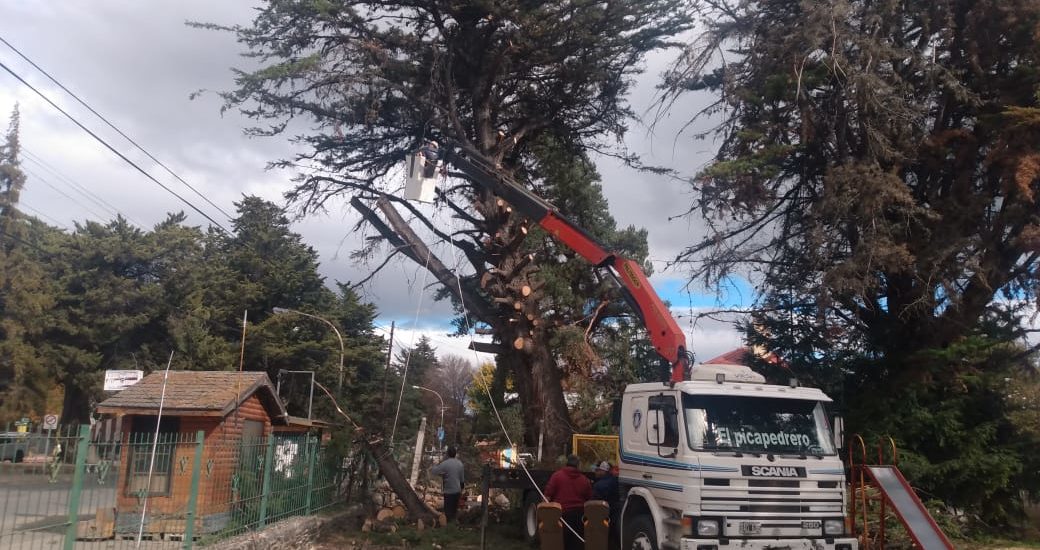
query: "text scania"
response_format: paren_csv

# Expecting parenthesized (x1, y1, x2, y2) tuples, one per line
(748, 466, 804, 477)
(719, 428, 813, 449)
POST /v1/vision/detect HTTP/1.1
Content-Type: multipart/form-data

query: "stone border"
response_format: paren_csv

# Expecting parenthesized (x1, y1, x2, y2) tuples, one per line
(205, 505, 365, 549)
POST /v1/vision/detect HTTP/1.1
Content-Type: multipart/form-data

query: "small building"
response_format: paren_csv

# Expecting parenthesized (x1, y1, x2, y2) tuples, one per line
(96, 370, 327, 539)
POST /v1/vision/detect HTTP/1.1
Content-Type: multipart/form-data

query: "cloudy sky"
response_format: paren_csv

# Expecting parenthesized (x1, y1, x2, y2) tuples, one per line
(0, 1, 750, 364)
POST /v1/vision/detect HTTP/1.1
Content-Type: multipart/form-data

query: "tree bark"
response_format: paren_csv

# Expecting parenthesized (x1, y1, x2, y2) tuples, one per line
(364, 435, 438, 523)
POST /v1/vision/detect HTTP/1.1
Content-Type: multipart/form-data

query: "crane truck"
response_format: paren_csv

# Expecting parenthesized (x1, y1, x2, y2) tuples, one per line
(413, 144, 857, 550)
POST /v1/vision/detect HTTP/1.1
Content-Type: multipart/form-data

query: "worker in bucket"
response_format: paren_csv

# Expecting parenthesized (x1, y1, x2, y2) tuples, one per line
(418, 140, 440, 178)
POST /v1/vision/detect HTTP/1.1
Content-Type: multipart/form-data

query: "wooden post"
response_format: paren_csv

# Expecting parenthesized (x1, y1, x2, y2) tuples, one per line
(583, 500, 609, 550)
(537, 502, 564, 550)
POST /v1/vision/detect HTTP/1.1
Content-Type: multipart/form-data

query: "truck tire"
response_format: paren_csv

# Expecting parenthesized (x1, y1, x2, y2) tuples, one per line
(14, 451, 23, 464)
(622, 514, 658, 550)
(523, 492, 540, 546)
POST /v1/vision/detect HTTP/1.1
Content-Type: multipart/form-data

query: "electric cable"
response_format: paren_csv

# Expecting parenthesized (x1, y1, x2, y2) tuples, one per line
(21, 165, 111, 221)
(0, 59, 233, 235)
(0, 35, 234, 221)
(17, 200, 68, 229)
(21, 146, 145, 227)
(389, 247, 435, 447)
(442, 213, 586, 544)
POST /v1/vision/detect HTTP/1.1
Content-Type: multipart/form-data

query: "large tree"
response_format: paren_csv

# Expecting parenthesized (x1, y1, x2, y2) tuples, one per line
(669, 0, 1040, 358)
(0, 107, 57, 421)
(206, 0, 690, 457)
(667, 0, 1040, 524)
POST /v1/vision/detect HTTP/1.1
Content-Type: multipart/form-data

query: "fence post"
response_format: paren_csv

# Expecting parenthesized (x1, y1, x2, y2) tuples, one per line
(63, 425, 90, 550)
(258, 434, 277, 526)
(304, 437, 317, 515)
(183, 430, 205, 550)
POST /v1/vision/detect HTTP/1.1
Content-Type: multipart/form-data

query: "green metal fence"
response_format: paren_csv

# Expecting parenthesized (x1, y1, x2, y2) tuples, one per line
(0, 426, 342, 549)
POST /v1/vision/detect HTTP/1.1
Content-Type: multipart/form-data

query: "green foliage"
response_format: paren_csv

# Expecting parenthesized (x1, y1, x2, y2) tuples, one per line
(846, 333, 1039, 528)
(670, 0, 1040, 530)
(0, 179, 390, 428)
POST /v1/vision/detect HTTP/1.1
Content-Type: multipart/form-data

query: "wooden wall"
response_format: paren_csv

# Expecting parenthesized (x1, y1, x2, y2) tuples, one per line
(112, 394, 275, 532)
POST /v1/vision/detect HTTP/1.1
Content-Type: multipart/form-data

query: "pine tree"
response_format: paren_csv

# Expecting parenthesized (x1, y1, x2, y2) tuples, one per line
(201, 0, 691, 457)
(0, 106, 54, 422)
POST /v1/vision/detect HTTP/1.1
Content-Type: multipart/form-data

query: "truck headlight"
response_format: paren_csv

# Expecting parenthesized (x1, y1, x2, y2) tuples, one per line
(696, 518, 720, 537)
(823, 519, 845, 535)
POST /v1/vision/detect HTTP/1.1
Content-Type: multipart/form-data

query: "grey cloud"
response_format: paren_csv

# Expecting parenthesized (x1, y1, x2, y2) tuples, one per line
(0, 1, 742, 345)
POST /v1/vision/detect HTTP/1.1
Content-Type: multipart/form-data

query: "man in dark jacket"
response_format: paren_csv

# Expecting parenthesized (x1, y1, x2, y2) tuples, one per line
(592, 461, 620, 548)
(545, 454, 591, 550)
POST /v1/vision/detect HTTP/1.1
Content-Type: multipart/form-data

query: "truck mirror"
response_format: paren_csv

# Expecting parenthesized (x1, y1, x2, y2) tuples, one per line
(832, 416, 844, 450)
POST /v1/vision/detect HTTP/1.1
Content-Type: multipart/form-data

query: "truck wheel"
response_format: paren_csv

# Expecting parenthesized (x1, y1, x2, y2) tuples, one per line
(523, 493, 539, 546)
(14, 451, 23, 464)
(622, 515, 657, 550)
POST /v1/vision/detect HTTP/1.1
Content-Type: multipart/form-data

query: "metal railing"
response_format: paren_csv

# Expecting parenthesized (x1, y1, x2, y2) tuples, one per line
(0, 425, 342, 549)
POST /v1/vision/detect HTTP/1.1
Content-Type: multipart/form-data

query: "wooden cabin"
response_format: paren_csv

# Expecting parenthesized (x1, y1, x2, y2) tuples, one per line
(96, 370, 326, 539)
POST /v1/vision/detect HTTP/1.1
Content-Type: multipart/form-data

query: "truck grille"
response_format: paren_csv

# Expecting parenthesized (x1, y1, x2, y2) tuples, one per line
(699, 478, 844, 537)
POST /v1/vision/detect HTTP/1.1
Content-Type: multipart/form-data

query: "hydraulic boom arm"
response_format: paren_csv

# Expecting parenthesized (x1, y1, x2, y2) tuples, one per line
(438, 145, 690, 383)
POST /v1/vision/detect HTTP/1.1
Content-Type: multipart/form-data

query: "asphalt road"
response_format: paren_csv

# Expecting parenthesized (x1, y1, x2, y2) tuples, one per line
(0, 465, 181, 549)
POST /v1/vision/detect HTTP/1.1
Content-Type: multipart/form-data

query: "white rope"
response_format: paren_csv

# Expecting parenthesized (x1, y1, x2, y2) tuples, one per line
(136, 350, 174, 548)
(443, 214, 585, 544)
(389, 246, 434, 447)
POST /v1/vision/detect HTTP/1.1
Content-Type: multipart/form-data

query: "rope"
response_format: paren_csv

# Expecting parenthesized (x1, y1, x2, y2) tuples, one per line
(443, 214, 586, 544)
(389, 246, 434, 447)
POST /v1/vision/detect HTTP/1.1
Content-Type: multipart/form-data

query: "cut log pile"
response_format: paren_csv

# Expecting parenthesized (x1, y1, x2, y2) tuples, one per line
(361, 480, 514, 532)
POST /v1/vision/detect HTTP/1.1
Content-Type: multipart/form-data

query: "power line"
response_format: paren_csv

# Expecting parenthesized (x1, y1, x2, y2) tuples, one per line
(18, 200, 69, 229)
(21, 146, 145, 227)
(21, 165, 111, 221)
(0, 59, 233, 235)
(0, 35, 235, 221)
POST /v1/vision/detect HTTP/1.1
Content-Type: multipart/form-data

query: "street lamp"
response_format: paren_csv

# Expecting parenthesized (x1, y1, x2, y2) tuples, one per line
(272, 307, 346, 394)
(411, 385, 446, 449)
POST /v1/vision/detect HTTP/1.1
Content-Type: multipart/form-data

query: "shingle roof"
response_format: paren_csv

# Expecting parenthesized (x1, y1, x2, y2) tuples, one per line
(701, 347, 789, 370)
(97, 371, 286, 419)
(702, 348, 752, 365)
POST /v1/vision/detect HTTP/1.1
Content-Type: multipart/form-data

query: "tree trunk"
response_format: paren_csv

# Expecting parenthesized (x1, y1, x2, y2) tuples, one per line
(60, 379, 90, 424)
(525, 334, 572, 460)
(365, 435, 439, 523)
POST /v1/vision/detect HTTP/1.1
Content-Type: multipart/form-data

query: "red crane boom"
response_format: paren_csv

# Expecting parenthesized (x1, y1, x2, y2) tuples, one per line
(438, 145, 690, 383)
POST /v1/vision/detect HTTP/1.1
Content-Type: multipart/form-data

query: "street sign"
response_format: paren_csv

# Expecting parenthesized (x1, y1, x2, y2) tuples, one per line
(103, 370, 143, 391)
(42, 414, 58, 431)
(437, 426, 445, 443)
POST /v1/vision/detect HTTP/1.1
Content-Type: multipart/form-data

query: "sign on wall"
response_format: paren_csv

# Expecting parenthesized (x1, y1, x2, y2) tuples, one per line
(103, 370, 144, 391)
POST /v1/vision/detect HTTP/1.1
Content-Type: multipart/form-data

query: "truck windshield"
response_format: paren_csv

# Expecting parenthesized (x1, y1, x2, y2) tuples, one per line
(683, 394, 836, 455)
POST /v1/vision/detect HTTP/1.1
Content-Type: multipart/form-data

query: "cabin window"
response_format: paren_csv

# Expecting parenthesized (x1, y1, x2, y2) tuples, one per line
(647, 395, 679, 448)
(125, 416, 180, 496)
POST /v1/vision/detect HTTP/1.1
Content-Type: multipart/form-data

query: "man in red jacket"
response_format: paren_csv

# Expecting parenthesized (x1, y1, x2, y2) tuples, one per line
(545, 454, 592, 550)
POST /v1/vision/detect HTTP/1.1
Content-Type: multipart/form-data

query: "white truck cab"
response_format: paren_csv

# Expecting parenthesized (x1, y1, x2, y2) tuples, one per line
(618, 364, 857, 550)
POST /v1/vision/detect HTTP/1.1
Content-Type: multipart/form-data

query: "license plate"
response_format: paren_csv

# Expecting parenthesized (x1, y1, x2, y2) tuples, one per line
(801, 520, 821, 529)
(739, 521, 761, 535)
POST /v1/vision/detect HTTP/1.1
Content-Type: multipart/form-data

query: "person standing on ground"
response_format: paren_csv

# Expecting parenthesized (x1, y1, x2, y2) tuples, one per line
(545, 454, 592, 550)
(592, 460, 620, 548)
(430, 446, 465, 524)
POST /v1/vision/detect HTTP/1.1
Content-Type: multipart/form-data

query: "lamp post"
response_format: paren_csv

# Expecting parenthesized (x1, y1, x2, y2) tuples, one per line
(272, 307, 346, 394)
(411, 385, 446, 449)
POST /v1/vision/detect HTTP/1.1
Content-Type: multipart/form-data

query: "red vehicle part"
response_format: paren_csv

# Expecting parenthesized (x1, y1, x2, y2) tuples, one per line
(441, 145, 690, 382)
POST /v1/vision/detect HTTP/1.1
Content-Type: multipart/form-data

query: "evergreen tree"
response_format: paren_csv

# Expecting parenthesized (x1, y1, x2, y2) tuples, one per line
(199, 0, 691, 458)
(0, 107, 55, 421)
(667, 0, 1040, 526)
